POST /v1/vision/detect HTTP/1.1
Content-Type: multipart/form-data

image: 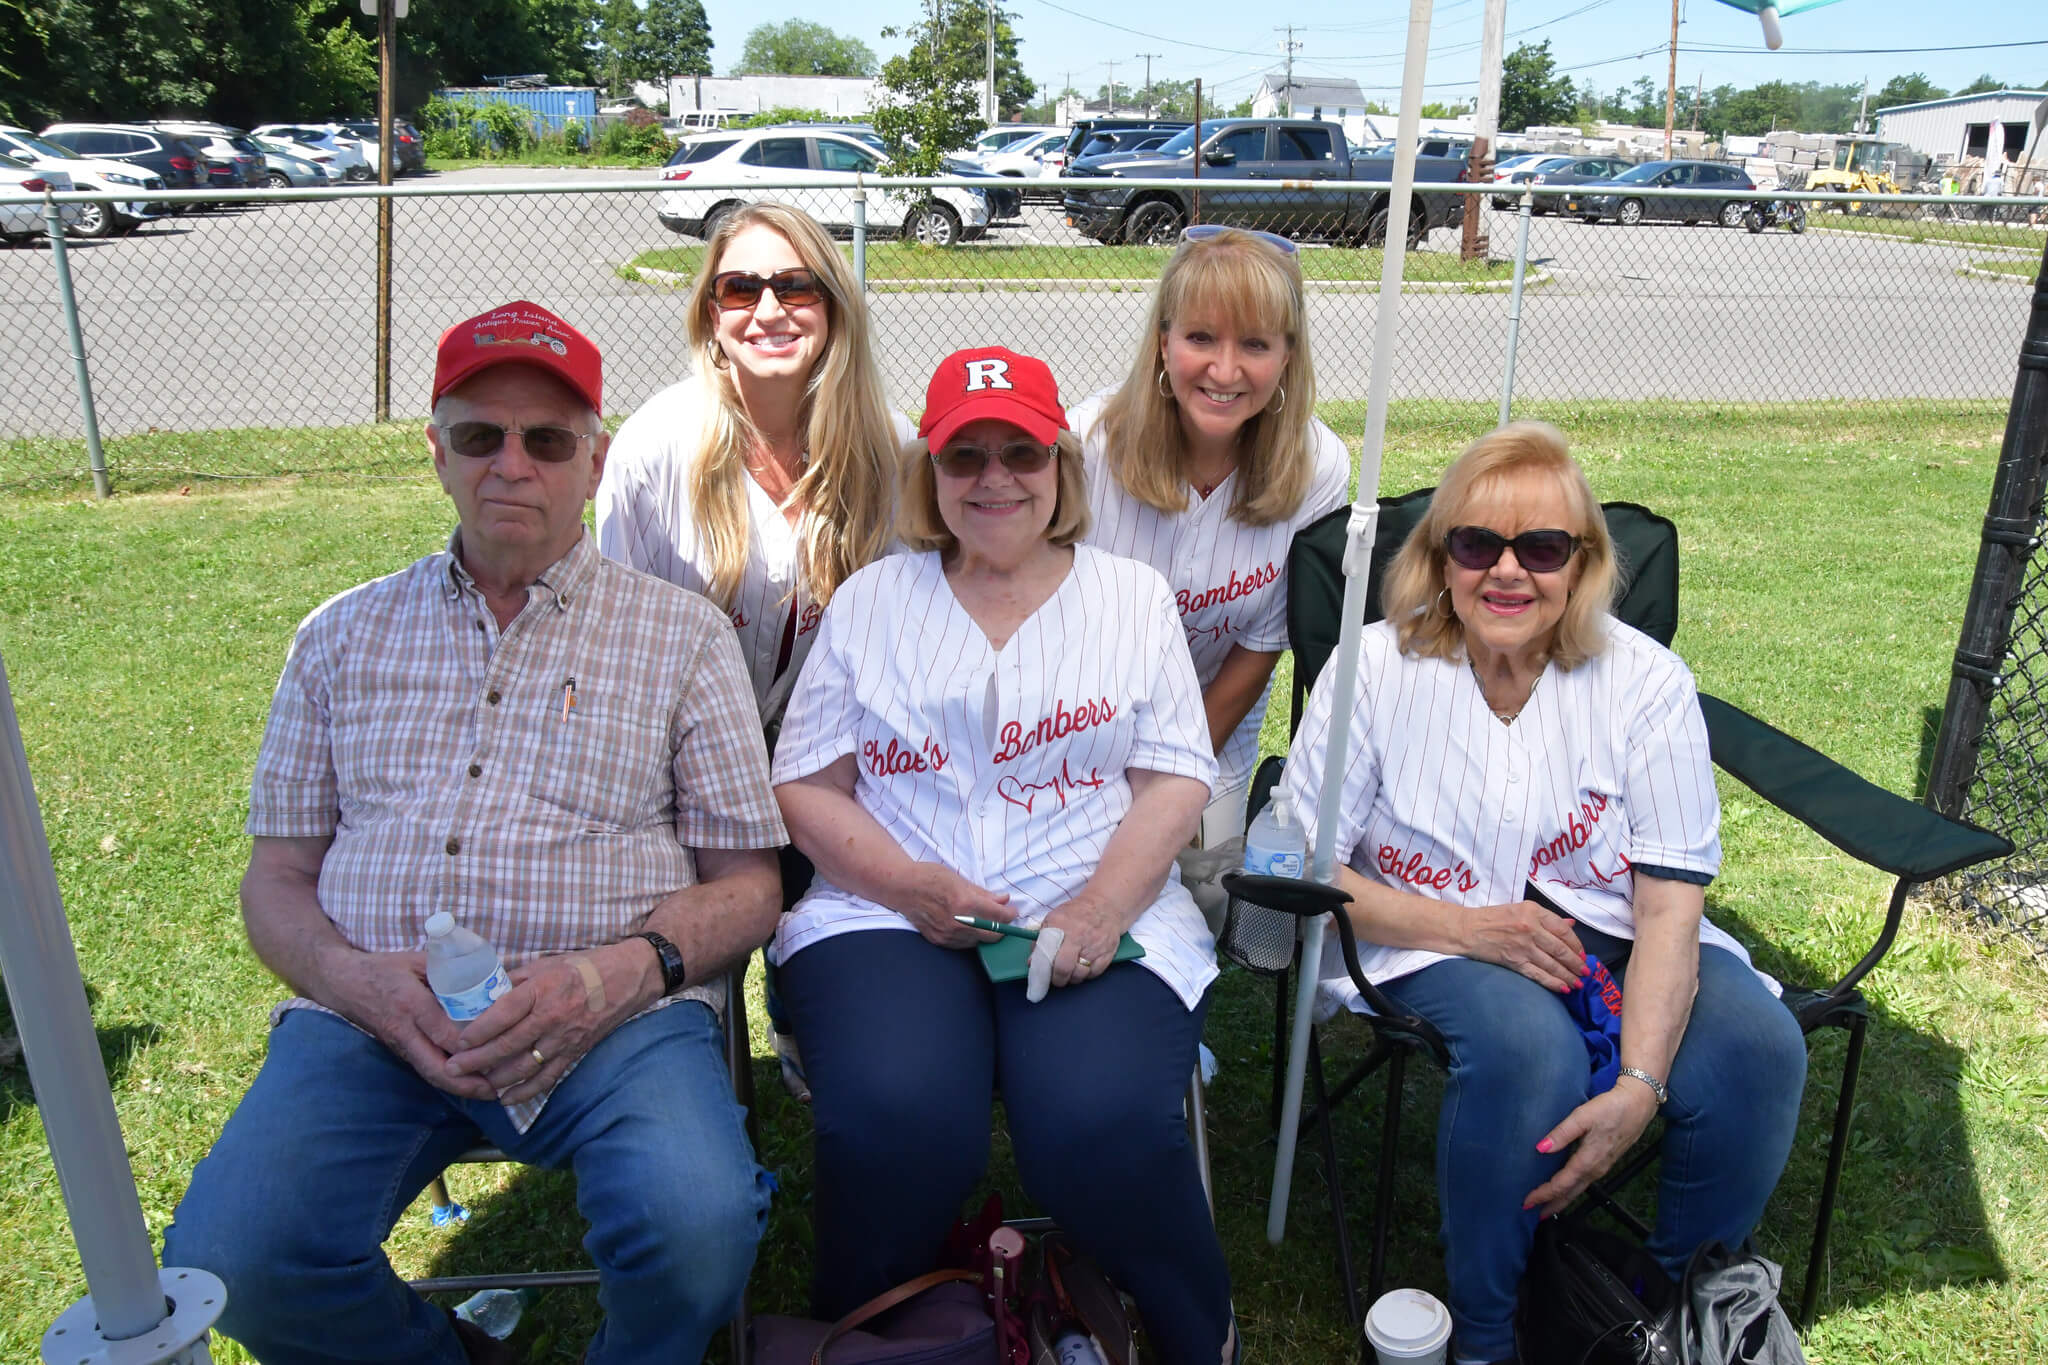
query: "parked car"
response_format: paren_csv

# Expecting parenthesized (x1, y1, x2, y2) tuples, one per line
(0, 125, 169, 236)
(334, 119, 425, 175)
(973, 128, 1066, 178)
(1487, 154, 1573, 208)
(143, 122, 265, 188)
(250, 125, 372, 181)
(1038, 117, 1189, 179)
(963, 124, 1060, 156)
(1563, 160, 1757, 227)
(1073, 127, 1179, 160)
(1061, 117, 1466, 247)
(258, 140, 340, 188)
(1497, 154, 1633, 213)
(40, 123, 204, 194)
(662, 110, 742, 136)
(940, 157, 1022, 221)
(654, 128, 990, 245)
(0, 152, 80, 243)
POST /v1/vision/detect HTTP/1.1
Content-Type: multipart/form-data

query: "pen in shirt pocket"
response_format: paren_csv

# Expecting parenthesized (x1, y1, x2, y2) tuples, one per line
(560, 676, 577, 722)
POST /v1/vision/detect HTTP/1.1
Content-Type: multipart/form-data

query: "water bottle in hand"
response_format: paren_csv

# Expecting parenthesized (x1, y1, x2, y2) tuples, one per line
(424, 912, 511, 1021)
(454, 1287, 535, 1340)
(1242, 796, 1307, 880)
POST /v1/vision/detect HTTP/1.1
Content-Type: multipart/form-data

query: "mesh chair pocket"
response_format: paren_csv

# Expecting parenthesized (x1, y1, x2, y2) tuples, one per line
(1221, 893, 1301, 975)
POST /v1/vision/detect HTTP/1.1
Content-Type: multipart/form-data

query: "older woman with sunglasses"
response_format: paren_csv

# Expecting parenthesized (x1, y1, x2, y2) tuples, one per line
(597, 201, 913, 731)
(770, 347, 1236, 1365)
(1071, 225, 1349, 844)
(1277, 423, 1806, 1365)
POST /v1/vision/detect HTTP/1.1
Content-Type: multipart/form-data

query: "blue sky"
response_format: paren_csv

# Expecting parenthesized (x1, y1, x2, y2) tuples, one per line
(696, 0, 2046, 111)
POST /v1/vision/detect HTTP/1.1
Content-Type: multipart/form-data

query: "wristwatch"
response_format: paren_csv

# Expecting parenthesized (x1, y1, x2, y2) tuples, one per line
(633, 930, 687, 997)
(1617, 1066, 1670, 1106)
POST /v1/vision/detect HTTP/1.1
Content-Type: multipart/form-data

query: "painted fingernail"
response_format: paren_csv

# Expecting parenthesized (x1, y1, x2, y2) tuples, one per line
(1536, 1138, 1553, 1153)
(1522, 1200, 1535, 1210)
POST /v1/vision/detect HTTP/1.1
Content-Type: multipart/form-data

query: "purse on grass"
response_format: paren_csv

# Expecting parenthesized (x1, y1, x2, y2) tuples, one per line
(748, 1268, 998, 1365)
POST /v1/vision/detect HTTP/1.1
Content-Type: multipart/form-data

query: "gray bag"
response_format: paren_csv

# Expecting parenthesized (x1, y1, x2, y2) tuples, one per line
(1677, 1243, 1805, 1365)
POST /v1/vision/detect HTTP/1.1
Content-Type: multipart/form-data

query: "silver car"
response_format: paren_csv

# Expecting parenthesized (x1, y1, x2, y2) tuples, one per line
(0, 153, 81, 243)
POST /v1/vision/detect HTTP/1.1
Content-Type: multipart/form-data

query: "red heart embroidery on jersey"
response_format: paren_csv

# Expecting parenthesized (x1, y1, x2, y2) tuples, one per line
(996, 775, 1035, 812)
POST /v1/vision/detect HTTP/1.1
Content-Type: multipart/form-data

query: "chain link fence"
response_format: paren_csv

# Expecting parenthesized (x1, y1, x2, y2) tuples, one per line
(2, 176, 2042, 491)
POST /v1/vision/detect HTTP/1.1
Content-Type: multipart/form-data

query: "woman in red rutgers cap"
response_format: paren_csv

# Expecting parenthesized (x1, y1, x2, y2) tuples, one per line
(767, 347, 1237, 1364)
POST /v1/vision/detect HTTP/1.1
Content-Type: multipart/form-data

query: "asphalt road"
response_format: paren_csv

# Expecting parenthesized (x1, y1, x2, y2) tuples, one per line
(1, 166, 2034, 441)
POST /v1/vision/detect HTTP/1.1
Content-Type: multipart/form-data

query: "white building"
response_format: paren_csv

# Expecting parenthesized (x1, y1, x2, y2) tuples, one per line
(665, 73, 884, 117)
(1874, 89, 2046, 169)
(1250, 71, 1379, 142)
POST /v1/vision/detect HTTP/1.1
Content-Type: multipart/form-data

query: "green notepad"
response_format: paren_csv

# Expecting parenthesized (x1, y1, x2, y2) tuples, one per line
(976, 930, 1145, 983)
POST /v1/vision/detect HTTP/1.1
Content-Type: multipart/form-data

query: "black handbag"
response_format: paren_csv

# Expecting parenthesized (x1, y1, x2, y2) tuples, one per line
(1517, 1221, 1805, 1365)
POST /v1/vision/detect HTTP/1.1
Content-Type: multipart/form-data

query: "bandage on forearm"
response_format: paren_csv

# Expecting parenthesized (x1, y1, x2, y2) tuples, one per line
(566, 954, 606, 1013)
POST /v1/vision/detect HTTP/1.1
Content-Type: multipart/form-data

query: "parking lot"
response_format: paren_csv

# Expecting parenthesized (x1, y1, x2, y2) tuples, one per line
(2, 165, 2037, 440)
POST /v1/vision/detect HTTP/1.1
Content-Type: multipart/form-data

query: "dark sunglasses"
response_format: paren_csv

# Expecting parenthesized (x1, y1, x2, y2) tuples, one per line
(710, 268, 827, 311)
(436, 420, 590, 463)
(1180, 223, 1299, 256)
(1443, 525, 1581, 574)
(930, 440, 1056, 480)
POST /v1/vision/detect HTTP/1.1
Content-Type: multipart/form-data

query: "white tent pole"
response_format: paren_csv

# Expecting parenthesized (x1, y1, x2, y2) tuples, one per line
(1268, 0, 1436, 1246)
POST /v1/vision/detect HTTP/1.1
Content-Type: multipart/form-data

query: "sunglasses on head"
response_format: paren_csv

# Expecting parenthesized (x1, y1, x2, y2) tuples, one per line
(930, 440, 1056, 480)
(436, 420, 590, 463)
(710, 268, 827, 311)
(1443, 525, 1581, 574)
(1180, 223, 1299, 256)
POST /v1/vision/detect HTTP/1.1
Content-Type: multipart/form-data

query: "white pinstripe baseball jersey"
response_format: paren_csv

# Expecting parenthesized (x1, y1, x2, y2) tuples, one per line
(595, 374, 917, 716)
(768, 545, 1222, 1010)
(1278, 617, 1765, 1012)
(1069, 389, 1351, 793)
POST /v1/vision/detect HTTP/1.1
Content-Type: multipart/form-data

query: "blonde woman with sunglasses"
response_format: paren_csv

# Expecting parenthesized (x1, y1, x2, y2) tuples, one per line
(1072, 226, 1350, 845)
(597, 202, 914, 731)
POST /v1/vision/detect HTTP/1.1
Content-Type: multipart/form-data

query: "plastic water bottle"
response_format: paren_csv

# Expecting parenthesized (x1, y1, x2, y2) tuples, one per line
(1053, 1327, 1107, 1365)
(1243, 796, 1307, 880)
(454, 1287, 536, 1340)
(424, 912, 511, 1020)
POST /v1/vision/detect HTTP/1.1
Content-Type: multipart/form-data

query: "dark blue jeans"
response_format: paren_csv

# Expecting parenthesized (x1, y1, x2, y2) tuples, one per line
(777, 929, 1231, 1365)
(1377, 926, 1808, 1362)
(163, 1004, 770, 1365)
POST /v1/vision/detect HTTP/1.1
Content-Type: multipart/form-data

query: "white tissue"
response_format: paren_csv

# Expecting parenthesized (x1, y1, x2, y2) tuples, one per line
(1026, 926, 1066, 1003)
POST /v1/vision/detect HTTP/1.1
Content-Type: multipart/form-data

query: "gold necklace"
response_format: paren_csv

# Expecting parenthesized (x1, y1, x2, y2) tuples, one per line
(1473, 658, 1541, 725)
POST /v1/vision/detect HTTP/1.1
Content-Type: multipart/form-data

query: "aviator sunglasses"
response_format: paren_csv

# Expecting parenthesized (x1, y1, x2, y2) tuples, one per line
(1443, 525, 1581, 574)
(710, 268, 828, 311)
(1180, 223, 1298, 255)
(930, 440, 1056, 480)
(435, 421, 591, 463)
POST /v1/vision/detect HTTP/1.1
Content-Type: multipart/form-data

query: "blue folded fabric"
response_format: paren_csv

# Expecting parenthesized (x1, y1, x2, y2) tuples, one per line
(1562, 958, 1625, 1096)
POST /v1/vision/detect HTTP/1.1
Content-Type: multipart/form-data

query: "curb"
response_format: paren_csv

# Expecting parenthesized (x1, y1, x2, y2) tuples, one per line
(1959, 263, 2039, 284)
(624, 264, 1549, 295)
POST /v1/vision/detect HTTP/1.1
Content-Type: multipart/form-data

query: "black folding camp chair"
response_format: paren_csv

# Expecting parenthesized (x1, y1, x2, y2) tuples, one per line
(1219, 491, 2013, 1344)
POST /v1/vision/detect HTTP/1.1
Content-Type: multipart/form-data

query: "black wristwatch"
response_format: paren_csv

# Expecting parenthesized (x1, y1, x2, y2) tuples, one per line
(633, 930, 687, 997)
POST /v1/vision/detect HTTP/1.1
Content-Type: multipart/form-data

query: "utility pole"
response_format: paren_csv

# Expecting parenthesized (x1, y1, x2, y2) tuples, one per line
(1063, 69, 1072, 124)
(1105, 59, 1117, 115)
(1691, 71, 1703, 131)
(1137, 52, 1161, 118)
(1275, 25, 1302, 116)
(1664, 0, 1679, 159)
(1855, 77, 1870, 134)
(985, 1, 997, 125)
(1464, 0, 1506, 261)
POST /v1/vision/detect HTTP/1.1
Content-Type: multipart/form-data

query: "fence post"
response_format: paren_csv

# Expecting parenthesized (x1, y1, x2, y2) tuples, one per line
(1924, 232, 2048, 819)
(42, 196, 110, 498)
(1498, 188, 1535, 427)
(852, 181, 868, 291)
(1, 652, 224, 1363)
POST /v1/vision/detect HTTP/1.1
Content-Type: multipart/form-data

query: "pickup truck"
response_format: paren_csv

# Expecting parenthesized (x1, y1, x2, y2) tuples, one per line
(1061, 117, 1467, 248)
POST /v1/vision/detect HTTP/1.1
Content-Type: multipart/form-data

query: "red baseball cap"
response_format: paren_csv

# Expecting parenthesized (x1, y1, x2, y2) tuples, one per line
(432, 301, 602, 414)
(919, 347, 1067, 452)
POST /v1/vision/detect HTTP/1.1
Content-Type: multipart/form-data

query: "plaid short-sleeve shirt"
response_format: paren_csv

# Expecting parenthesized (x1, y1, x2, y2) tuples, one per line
(248, 530, 786, 1129)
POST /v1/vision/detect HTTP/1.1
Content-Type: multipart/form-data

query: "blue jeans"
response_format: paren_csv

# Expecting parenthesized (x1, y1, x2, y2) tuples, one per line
(1377, 926, 1807, 1362)
(777, 929, 1232, 1365)
(163, 1004, 770, 1365)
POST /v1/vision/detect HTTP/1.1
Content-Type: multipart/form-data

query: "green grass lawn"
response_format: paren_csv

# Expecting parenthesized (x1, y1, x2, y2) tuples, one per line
(2, 403, 2045, 1361)
(1809, 210, 2048, 252)
(625, 241, 1520, 285)
(1968, 257, 2041, 281)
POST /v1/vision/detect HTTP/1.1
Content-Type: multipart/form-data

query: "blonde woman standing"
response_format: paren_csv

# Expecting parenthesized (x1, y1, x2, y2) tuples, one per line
(1071, 226, 1349, 843)
(598, 201, 914, 730)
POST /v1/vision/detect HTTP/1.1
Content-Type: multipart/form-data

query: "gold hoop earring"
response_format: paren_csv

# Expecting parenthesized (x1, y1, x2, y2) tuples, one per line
(1157, 367, 1173, 398)
(706, 338, 731, 372)
(1267, 383, 1286, 414)
(1435, 586, 1453, 616)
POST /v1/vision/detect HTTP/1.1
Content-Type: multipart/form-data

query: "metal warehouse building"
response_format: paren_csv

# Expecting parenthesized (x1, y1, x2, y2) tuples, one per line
(1874, 89, 2045, 168)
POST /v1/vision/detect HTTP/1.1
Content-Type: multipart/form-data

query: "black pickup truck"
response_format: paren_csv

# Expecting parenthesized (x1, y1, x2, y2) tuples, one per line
(1061, 117, 1468, 248)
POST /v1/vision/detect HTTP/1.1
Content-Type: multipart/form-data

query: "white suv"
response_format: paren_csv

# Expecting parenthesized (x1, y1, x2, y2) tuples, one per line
(0, 126, 167, 237)
(250, 124, 373, 180)
(654, 129, 990, 245)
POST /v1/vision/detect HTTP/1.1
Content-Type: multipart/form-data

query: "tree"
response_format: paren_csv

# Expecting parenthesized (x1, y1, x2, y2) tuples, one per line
(1419, 99, 1470, 120)
(1874, 72, 1946, 109)
(736, 20, 876, 77)
(1499, 42, 1576, 131)
(1956, 73, 2005, 96)
(870, 12, 981, 179)
(901, 0, 1035, 120)
(640, 0, 711, 77)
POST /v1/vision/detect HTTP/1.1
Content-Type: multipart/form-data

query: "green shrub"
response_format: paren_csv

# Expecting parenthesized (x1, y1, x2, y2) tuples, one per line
(596, 115, 672, 163)
(735, 106, 835, 129)
(558, 118, 588, 153)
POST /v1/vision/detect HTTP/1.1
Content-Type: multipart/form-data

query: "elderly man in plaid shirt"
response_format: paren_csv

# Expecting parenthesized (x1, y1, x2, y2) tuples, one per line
(164, 302, 786, 1365)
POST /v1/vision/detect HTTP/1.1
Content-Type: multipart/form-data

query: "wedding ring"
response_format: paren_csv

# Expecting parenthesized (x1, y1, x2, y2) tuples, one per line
(1076, 956, 1093, 969)
(530, 1048, 547, 1066)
